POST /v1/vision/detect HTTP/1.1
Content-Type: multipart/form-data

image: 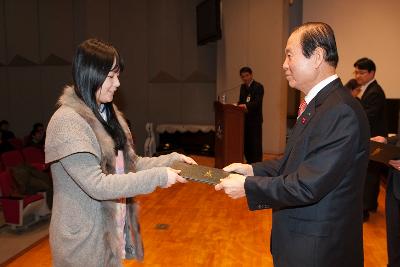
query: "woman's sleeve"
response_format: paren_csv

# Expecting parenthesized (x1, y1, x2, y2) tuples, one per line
(59, 152, 168, 200)
(135, 152, 183, 171)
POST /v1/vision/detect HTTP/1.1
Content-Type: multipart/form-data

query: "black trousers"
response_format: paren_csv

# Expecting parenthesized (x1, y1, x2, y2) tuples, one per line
(386, 170, 400, 267)
(363, 161, 383, 211)
(244, 121, 262, 164)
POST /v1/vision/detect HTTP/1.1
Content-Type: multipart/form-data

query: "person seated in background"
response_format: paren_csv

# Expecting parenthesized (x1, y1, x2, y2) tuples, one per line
(0, 120, 15, 141)
(11, 161, 53, 208)
(24, 122, 46, 149)
(0, 130, 14, 153)
(344, 78, 361, 98)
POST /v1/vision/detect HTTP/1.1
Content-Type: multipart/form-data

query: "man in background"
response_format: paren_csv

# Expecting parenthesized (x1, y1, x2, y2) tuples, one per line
(385, 113, 400, 267)
(354, 57, 388, 221)
(237, 67, 264, 163)
(370, 115, 400, 266)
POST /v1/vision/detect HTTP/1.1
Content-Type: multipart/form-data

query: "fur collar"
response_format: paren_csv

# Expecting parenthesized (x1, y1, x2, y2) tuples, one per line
(58, 86, 138, 174)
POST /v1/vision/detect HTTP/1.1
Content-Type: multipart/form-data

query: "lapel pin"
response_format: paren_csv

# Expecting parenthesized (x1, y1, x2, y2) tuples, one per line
(301, 117, 306, 124)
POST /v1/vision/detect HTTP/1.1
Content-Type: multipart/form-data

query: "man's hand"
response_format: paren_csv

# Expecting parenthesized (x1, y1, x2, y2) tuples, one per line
(223, 163, 254, 176)
(370, 136, 387, 144)
(389, 160, 400, 171)
(215, 174, 246, 199)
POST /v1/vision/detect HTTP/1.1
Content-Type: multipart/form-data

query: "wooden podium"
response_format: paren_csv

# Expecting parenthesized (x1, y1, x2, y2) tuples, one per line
(214, 101, 245, 168)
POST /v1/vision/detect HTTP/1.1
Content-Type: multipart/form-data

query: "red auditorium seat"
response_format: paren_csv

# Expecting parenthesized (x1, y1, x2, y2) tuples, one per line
(8, 138, 23, 150)
(1, 150, 24, 168)
(21, 147, 47, 171)
(0, 170, 50, 228)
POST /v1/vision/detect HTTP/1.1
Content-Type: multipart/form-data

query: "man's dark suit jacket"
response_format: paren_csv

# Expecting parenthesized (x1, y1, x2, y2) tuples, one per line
(386, 111, 400, 266)
(238, 80, 264, 124)
(244, 78, 370, 267)
(391, 112, 400, 200)
(360, 80, 388, 137)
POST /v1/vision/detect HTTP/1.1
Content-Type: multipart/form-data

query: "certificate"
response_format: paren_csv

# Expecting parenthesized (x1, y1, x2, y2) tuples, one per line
(369, 141, 400, 164)
(171, 161, 230, 185)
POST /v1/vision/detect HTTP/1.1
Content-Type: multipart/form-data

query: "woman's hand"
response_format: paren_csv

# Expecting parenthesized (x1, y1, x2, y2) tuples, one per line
(178, 154, 197, 165)
(163, 168, 187, 188)
(389, 160, 400, 171)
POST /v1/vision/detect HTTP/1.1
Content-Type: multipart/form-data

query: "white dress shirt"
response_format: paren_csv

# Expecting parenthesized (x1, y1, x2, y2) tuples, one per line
(359, 78, 375, 99)
(304, 74, 339, 104)
(99, 104, 108, 121)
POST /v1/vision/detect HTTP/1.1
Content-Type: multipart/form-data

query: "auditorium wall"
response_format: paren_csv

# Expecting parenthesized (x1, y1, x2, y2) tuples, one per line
(0, 0, 216, 154)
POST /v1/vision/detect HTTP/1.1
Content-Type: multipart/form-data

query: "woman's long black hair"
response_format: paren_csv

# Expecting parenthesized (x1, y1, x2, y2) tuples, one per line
(72, 38, 126, 152)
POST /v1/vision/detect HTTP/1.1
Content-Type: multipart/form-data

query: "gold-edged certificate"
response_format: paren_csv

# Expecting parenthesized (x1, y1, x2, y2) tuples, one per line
(171, 161, 230, 185)
(370, 141, 400, 164)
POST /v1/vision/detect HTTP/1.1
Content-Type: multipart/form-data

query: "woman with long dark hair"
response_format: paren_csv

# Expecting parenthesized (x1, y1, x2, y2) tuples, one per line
(45, 39, 195, 266)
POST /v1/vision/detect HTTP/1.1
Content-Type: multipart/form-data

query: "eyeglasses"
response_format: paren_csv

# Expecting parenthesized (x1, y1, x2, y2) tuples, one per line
(353, 70, 369, 76)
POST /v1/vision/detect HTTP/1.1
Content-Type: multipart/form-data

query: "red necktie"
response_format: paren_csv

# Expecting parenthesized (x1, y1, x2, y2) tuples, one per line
(297, 99, 307, 117)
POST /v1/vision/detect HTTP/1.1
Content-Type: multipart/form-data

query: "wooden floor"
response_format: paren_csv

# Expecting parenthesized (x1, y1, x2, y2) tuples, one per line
(5, 155, 388, 267)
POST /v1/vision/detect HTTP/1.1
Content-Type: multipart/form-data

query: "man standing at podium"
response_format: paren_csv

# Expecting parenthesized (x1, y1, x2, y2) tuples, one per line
(237, 66, 264, 163)
(216, 22, 370, 267)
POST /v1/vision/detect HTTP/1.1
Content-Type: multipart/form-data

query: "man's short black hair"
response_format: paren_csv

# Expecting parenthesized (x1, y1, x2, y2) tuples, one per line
(239, 66, 252, 75)
(354, 57, 376, 72)
(294, 22, 339, 68)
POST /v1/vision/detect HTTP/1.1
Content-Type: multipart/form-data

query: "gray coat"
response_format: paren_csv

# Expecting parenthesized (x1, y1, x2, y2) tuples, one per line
(45, 86, 182, 267)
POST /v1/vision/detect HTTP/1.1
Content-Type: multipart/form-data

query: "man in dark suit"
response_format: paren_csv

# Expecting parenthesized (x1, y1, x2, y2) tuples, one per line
(371, 111, 400, 267)
(237, 67, 264, 163)
(387, 134, 400, 267)
(215, 22, 370, 267)
(354, 57, 388, 221)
